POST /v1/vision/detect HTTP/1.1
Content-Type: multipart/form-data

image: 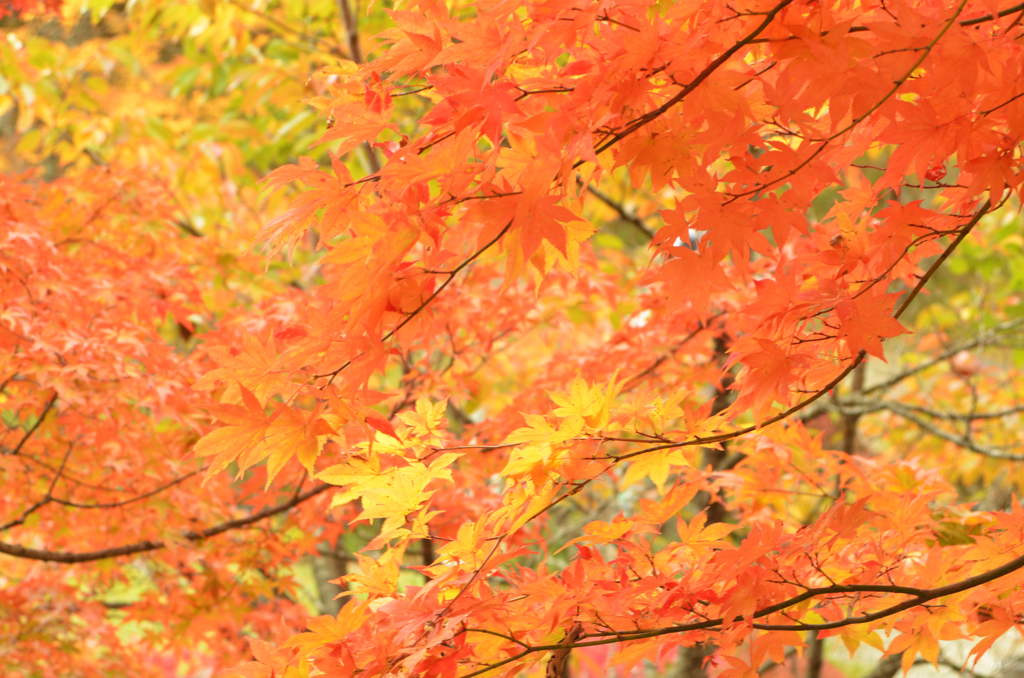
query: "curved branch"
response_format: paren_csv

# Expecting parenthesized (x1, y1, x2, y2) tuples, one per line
(861, 317, 1024, 396)
(748, 1, 1024, 43)
(0, 482, 332, 563)
(523, 201, 992, 542)
(883, 402, 1024, 461)
(49, 468, 205, 509)
(629, 200, 990, 454)
(591, 0, 794, 159)
(459, 547, 1024, 678)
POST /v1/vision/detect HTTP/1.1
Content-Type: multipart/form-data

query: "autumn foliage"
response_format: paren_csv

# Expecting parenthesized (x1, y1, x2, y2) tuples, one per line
(5, 0, 1024, 677)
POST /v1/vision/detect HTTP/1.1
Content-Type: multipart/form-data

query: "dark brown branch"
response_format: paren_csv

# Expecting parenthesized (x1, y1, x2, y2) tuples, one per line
(459, 547, 1024, 678)
(337, 0, 362, 63)
(49, 469, 204, 509)
(4, 393, 57, 457)
(584, 183, 654, 240)
(748, 1, 1024, 43)
(0, 482, 332, 563)
(336, 0, 382, 175)
(590, 0, 794, 159)
(894, 199, 990, 317)
(546, 624, 583, 678)
(654, 200, 989, 450)
(174, 218, 203, 238)
(0, 441, 74, 531)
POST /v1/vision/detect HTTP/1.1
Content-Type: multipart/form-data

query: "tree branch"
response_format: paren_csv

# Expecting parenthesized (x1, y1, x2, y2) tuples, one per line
(49, 468, 204, 509)
(882, 402, 1024, 461)
(3, 392, 57, 457)
(862, 317, 1024, 396)
(459, 546, 1024, 678)
(0, 482, 332, 563)
(748, 1, 1024, 43)
(590, 0, 794, 159)
(0, 441, 74, 531)
(583, 183, 654, 240)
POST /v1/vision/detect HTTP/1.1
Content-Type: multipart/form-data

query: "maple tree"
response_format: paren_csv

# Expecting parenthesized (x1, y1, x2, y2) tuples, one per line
(5, 0, 1024, 677)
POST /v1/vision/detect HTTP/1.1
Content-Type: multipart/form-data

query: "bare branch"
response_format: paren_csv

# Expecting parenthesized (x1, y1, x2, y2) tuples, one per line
(862, 317, 1024, 396)
(883, 402, 1024, 461)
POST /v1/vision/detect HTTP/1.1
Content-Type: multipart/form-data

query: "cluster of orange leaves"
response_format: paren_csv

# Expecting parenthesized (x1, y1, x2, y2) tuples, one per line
(191, 0, 1024, 676)
(5, 0, 1024, 676)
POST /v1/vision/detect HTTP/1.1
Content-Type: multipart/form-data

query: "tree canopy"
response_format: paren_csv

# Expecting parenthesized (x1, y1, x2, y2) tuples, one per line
(4, 0, 1024, 677)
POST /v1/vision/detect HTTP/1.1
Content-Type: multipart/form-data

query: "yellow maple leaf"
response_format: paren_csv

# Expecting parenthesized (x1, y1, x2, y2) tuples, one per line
(436, 520, 490, 567)
(398, 396, 448, 444)
(505, 413, 574, 446)
(194, 385, 269, 482)
(563, 516, 635, 549)
(677, 511, 736, 548)
(501, 443, 565, 483)
(621, 448, 690, 492)
(357, 470, 435, 533)
(322, 453, 459, 531)
(550, 374, 620, 430)
(318, 455, 382, 487)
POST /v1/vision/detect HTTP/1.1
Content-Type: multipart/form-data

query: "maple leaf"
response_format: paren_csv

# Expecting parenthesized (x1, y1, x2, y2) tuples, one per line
(621, 448, 690, 492)
(193, 333, 292, 404)
(310, 102, 397, 157)
(636, 482, 701, 526)
(194, 385, 270, 481)
(651, 246, 734, 319)
(397, 396, 449, 443)
(730, 338, 809, 421)
(318, 455, 384, 490)
(515, 194, 578, 261)
(563, 515, 637, 551)
(967, 606, 1017, 665)
(357, 470, 435, 534)
(365, 414, 400, 441)
(676, 511, 736, 550)
(550, 375, 619, 430)
(836, 292, 907, 359)
(436, 520, 490, 567)
(259, 406, 336, 484)
(15, 2, 1024, 676)
(287, 602, 371, 655)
